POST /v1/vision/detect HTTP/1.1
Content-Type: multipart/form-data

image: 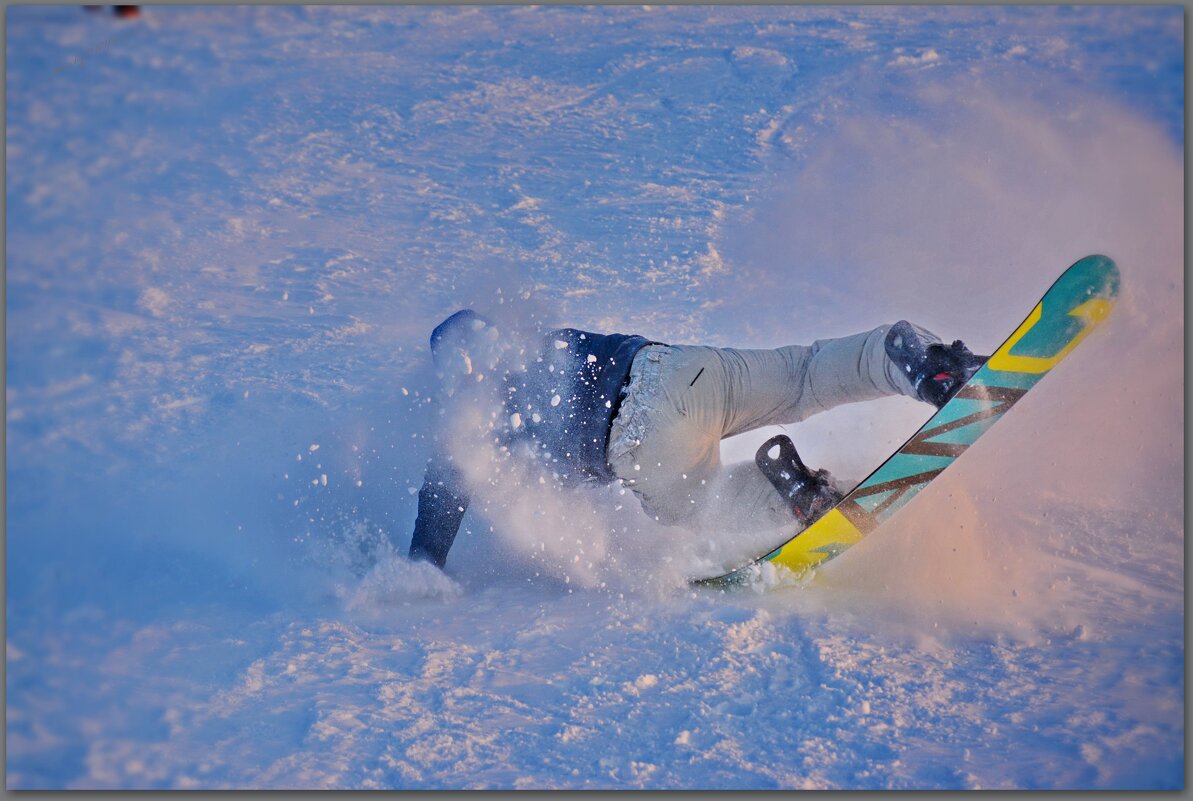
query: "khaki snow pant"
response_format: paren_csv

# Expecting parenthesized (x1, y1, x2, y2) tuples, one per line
(605, 323, 937, 534)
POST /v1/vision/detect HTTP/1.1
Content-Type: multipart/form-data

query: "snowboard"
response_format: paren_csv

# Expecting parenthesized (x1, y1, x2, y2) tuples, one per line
(692, 254, 1121, 588)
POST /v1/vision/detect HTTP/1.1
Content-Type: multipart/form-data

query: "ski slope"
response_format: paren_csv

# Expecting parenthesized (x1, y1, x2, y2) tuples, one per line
(6, 6, 1183, 789)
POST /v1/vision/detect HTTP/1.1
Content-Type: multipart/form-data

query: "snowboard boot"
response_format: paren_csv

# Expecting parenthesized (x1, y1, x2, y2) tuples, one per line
(756, 434, 844, 526)
(885, 320, 986, 408)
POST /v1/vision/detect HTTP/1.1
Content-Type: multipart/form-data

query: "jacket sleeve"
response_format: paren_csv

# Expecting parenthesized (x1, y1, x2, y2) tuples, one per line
(408, 452, 470, 569)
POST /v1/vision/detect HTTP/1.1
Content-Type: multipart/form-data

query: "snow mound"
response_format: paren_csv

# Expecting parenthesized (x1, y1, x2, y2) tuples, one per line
(342, 554, 463, 612)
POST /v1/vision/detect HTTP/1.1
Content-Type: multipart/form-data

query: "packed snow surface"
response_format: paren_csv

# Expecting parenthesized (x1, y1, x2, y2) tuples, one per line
(6, 6, 1183, 789)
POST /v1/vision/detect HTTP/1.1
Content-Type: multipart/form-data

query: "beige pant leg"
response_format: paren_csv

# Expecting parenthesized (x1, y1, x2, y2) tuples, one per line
(606, 345, 795, 534)
(607, 324, 936, 535)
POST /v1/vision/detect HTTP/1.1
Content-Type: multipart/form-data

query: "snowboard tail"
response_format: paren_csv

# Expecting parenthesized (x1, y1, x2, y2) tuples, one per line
(693, 254, 1121, 588)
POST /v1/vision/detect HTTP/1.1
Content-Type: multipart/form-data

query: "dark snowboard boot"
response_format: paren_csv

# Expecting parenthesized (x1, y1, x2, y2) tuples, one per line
(756, 434, 843, 526)
(885, 320, 986, 408)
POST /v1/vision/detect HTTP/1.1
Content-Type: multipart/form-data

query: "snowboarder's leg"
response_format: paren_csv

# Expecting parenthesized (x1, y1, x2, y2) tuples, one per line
(705, 324, 942, 436)
(607, 345, 724, 527)
(607, 323, 957, 535)
(607, 345, 836, 534)
(797, 324, 930, 413)
(615, 324, 951, 447)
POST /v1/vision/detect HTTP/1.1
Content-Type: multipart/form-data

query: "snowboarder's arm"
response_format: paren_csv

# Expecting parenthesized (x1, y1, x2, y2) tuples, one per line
(409, 454, 470, 569)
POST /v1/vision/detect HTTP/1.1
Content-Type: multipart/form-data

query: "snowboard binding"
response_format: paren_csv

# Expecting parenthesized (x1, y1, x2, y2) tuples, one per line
(885, 320, 986, 409)
(756, 434, 843, 526)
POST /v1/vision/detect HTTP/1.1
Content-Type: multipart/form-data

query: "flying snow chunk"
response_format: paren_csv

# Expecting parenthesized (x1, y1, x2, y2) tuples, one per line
(309, 444, 320, 453)
(587, 354, 597, 363)
(510, 412, 523, 430)
(554, 340, 569, 349)
(551, 394, 561, 407)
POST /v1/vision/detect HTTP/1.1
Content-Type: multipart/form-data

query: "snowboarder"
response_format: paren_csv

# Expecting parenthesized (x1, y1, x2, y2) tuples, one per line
(407, 310, 983, 569)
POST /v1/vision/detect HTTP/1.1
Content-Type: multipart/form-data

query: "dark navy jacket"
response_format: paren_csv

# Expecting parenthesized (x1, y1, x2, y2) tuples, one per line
(409, 310, 653, 568)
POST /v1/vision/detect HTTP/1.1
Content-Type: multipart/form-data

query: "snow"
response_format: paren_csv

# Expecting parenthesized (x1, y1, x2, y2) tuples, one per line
(5, 5, 1183, 791)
